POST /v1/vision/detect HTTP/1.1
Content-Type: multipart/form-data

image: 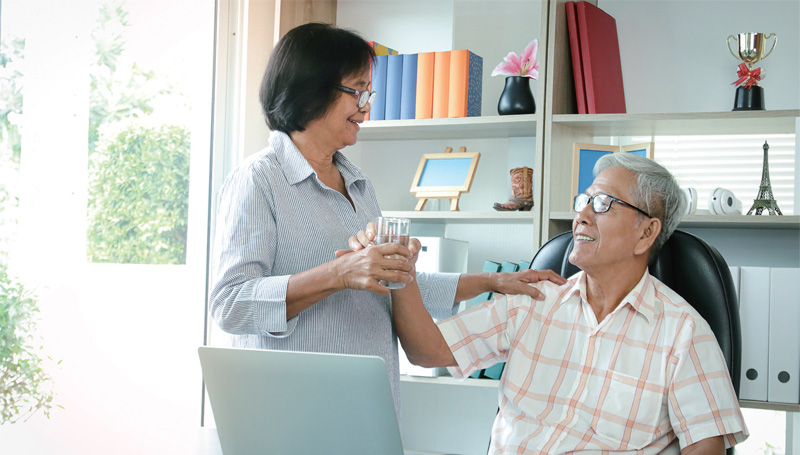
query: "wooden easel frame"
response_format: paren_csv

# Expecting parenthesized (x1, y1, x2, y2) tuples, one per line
(409, 146, 480, 211)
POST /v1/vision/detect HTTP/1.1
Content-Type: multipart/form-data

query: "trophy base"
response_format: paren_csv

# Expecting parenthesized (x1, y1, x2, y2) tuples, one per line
(733, 85, 765, 111)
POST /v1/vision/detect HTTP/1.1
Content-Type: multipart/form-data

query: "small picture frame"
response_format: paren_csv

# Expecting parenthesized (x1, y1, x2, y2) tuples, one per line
(571, 142, 654, 205)
(410, 147, 480, 211)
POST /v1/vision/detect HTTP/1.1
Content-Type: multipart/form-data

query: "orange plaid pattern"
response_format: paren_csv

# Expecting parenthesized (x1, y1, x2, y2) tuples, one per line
(437, 271, 748, 454)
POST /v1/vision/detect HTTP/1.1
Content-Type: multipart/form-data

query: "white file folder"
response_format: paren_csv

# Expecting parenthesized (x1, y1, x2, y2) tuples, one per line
(767, 267, 800, 404)
(739, 267, 770, 401)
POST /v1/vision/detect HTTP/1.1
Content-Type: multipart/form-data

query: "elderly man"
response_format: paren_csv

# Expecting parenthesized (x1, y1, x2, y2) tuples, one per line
(389, 153, 748, 455)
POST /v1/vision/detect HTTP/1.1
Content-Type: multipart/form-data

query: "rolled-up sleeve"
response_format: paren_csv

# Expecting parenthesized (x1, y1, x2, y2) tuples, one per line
(416, 271, 461, 320)
(209, 163, 296, 336)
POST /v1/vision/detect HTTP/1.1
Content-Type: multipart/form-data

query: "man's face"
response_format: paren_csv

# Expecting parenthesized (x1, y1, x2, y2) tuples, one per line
(569, 167, 649, 273)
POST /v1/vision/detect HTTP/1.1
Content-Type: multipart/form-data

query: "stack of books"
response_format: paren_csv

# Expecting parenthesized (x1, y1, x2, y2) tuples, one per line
(565, 1, 626, 114)
(368, 43, 483, 121)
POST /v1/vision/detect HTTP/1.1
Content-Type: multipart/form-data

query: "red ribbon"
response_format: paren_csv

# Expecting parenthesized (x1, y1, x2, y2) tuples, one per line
(732, 62, 763, 89)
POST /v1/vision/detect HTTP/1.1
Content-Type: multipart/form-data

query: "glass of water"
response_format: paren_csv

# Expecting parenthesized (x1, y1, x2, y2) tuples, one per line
(374, 217, 410, 289)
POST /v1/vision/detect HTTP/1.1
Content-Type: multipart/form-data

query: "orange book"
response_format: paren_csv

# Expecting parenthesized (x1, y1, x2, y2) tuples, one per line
(415, 52, 435, 119)
(431, 51, 451, 118)
(448, 49, 483, 118)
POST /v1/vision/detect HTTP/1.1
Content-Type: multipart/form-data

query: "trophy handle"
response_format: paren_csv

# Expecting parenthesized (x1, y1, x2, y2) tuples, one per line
(726, 35, 740, 60)
(762, 33, 777, 60)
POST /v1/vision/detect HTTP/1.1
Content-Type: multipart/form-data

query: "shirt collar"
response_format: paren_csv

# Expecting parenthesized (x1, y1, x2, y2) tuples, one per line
(564, 269, 656, 323)
(270, 131, 369, 187)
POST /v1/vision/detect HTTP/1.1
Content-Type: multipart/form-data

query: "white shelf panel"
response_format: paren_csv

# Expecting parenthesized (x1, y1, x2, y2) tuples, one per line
(383, 210, 535, 224)
(358, 114, 537, 141)
(552, 110, 800, 136)
(549, 212, 800, 230)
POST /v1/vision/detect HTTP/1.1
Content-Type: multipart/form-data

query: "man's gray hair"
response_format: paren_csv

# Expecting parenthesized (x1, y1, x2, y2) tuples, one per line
(594, 153, 686, 260)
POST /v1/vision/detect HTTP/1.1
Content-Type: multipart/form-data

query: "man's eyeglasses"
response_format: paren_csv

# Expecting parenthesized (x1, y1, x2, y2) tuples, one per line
(574, 193, 651, 218)
(335, 85, 377, 109)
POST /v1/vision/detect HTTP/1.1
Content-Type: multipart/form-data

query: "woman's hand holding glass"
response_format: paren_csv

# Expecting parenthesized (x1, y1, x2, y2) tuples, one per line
(334, 220, 421, 292)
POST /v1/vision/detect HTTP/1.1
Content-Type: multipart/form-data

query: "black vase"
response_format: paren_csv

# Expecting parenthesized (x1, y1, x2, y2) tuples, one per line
(733, 85, 765, 111)
(497, 76, 536, 115)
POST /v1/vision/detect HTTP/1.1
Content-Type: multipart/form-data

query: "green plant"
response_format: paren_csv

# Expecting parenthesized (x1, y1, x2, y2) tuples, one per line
(86, 122, 191, 264)
(0, 264, 56, 424)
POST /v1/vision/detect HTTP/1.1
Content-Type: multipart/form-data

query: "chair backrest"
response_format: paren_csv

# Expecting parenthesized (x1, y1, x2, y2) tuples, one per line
(529, 230, 741, 395)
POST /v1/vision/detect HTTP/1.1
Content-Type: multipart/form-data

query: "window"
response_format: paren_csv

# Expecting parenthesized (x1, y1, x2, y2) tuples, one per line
(633, 134, 796, 215)
(0, 0, 215, 449)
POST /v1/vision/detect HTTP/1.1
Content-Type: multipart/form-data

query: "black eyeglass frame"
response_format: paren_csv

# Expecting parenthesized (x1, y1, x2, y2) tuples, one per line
(574, 193, 651, 218)
(335, 85, 377, 109)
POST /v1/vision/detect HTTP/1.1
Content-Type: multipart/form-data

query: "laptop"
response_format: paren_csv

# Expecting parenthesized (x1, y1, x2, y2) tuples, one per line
(198, 346, 405, 455)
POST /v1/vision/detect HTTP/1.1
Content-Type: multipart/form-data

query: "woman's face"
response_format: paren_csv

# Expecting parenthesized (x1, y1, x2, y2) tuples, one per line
(313, 68, 372, 151)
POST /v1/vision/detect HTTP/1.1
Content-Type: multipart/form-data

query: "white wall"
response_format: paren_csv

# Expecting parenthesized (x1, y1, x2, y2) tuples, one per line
(602, 0, 800, 113)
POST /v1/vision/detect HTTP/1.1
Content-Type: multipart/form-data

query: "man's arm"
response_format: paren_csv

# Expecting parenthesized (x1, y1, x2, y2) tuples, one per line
(391, 278, 457, 368)
(681, 436, 724, 455)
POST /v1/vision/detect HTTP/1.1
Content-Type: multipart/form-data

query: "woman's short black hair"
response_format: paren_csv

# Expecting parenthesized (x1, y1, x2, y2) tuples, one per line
(259, 23, 375, 134)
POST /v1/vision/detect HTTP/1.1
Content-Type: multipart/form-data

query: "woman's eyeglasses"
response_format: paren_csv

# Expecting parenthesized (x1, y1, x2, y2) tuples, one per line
(335, 85, 377, 109)
(574, 193, 651, 218)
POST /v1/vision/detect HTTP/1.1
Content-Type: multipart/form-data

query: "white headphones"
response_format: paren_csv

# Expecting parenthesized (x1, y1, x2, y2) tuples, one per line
(708, 187, 742, 215)
(682, 188, 698, 215)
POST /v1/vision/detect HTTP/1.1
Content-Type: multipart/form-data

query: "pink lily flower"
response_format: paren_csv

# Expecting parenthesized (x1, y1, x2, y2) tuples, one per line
(491, 39, 539, 79)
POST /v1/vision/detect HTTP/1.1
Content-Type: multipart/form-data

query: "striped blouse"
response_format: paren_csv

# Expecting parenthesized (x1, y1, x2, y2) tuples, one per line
(438, 270, 748, 455)
(209, 131, 460, 414)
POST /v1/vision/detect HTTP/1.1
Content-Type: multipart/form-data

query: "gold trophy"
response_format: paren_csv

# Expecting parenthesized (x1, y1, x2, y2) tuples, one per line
(726, 33, 777, 111)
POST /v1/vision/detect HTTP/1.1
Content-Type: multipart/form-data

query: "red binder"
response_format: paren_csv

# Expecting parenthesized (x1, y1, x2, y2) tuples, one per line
(576, 1, 626, 113)
(565, 1, 587, 114)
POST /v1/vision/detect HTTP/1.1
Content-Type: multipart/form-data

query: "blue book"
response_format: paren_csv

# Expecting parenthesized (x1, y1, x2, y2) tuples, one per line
(384, 54, 403, 120)
(483, 362, 505, 380)
(370, 55, 388, 120)
(519, 260, 532, 270)
(400, 54, 418, 119)
(500, 260, 520, 274)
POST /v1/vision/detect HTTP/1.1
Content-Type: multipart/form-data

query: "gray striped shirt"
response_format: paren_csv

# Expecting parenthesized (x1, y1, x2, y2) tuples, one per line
(209, 131, 460, 413)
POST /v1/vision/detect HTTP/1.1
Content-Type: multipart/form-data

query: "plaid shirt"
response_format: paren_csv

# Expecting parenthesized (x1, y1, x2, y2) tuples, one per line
(437, 271, 748, 455)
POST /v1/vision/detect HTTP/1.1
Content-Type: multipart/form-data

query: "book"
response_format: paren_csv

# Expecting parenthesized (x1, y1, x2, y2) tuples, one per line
(400, 54, 418, 120)
(576, 1, 626, 114)
(448, 49, 483, 118)
(366, 41, 399, 56)
(432, 51, 451, 118)
(370, 54, 389, 121)
(565, 1, 588, 114)
(385, 54, 404, 120)
(415, 52, 436, 119)
(365, 42, 398, 121)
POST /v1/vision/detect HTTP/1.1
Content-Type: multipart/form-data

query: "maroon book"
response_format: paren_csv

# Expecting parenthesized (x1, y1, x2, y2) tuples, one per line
(565, 1, 587, 114)
(576, 1, 626, 113)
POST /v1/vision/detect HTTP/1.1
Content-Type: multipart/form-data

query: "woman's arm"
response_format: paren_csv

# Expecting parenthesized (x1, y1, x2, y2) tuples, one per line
(345, 223, 567, 303)
(285, 242, 416, 319)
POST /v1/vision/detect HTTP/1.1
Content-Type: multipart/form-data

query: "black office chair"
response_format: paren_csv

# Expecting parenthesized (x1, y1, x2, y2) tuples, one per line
(529, 230, 741, 395)
(529, 230, 741, 454)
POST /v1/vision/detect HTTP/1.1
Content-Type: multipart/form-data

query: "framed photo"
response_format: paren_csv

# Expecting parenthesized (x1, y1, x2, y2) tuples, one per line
(410, 151, 480, 194)
(571, 142, 654, 204)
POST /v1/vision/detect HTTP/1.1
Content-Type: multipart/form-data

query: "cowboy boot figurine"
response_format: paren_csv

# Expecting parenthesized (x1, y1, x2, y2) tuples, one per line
(493, 167, 533, 211)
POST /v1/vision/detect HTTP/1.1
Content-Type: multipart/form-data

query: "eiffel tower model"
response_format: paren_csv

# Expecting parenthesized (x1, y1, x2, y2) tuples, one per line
(746, 141, 783, 215)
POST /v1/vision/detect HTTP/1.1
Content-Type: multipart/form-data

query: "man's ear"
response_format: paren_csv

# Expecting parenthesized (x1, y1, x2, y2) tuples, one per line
(634, 217, 662, 256)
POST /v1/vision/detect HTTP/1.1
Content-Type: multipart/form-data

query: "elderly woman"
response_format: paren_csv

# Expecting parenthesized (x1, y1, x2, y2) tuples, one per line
(209, 23, 563, 414)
